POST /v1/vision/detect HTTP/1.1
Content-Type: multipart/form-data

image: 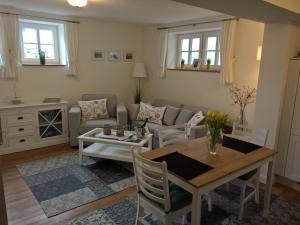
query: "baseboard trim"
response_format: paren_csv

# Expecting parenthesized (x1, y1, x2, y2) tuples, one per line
(275, 175, 300, 191)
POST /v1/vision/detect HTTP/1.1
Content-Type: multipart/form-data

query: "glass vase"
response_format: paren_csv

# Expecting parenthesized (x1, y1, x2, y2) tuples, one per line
(206, 129, 223, 155)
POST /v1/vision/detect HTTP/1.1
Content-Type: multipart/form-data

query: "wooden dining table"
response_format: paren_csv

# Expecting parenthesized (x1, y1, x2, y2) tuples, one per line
(142, 137, 278, 225)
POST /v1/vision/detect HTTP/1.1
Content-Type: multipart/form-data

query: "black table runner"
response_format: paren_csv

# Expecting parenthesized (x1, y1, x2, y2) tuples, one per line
(222, 135, 262, 154)
(154, 152, 213, 180)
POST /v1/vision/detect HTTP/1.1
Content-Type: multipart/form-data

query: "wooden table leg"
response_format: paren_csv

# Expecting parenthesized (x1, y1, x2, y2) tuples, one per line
(191, 190, 202, 225)
(263, 159, 274, 216)
(79, 140, 83, 166)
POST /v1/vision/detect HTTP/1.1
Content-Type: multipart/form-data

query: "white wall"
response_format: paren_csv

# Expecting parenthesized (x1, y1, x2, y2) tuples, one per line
(253, 23, 300, 181)
(143, 19, 264, 125)
(0, 17, 144, 105)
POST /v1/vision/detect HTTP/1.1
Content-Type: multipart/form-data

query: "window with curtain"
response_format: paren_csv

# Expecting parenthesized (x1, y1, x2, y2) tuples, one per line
(177, 30, 221, 69)
(19, 19, 66, 65)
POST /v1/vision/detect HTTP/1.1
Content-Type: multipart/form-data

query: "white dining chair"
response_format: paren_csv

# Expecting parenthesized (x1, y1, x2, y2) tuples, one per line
(226, 128, 269, 220)
(158, 124, 213, 212)
(158, 124, 187, 148)
(131, 146, 192, 225)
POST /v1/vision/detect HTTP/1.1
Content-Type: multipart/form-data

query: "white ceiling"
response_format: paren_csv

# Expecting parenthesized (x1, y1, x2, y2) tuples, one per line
(0, 0, 221, 24)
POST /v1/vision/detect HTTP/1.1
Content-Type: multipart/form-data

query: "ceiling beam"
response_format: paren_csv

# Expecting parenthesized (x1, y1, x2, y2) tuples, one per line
(172, 0, 300, 23)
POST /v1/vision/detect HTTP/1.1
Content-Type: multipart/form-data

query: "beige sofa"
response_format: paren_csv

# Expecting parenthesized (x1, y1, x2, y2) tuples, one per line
(127, 99, 209, 149)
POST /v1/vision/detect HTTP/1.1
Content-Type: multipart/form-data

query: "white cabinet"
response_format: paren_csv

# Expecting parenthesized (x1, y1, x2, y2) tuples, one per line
(0, 101, 69, 155)
(286, 135, 300, 182)
(277, 59, 300, 183)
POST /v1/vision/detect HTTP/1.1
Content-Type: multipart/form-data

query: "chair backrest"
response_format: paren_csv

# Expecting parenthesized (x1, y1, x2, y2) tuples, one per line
(232, 122, 252, 136)
(158, 124, 187, 148)
(131, 147, 171, 212)
(81, 94, 117, 118)
(250, 128, 269, 146)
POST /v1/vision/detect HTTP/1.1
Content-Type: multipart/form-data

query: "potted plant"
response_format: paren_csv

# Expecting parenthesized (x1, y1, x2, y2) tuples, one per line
(206, 111, 227, 155)
(229, 84, 256, 126)
(134, 84, 143, 104)
(39, 50, 46, 65)
(206, 58, 211, 70)
(180, 59, 185, 69)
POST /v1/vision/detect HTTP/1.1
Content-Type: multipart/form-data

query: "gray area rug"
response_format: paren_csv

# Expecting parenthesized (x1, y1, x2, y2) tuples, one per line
(17, 152, 135, 217)
(61, 185, 300, 225)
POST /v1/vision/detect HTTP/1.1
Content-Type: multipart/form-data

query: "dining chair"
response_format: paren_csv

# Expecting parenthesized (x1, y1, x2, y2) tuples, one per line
(131, 146, 192, 225)
(158, 125, 213, 212)
(158, 124, 187, 148)
(226, 128, 269, 220)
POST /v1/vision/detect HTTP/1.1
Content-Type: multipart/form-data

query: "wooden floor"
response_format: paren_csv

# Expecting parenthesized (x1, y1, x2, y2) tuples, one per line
(1, 144, 300, 225)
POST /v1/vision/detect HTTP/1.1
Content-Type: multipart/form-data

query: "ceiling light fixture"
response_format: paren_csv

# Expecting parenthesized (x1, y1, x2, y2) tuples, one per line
(67, 0, 87, 7)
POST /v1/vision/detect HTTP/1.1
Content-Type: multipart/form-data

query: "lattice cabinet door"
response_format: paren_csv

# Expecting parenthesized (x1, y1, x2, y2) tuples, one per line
(38, 108, 64, 139)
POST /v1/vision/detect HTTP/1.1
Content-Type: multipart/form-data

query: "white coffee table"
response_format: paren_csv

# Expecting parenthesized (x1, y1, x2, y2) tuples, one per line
(78, 128, 153, 165)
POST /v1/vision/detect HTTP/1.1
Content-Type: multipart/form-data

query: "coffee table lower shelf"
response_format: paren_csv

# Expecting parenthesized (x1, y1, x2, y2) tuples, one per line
(81, 143, 149, 163)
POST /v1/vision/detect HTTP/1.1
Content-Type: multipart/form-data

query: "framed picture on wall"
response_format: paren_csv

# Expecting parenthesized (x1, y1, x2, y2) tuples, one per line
(92, 49, 105, 61)
(108, 51, 121, 61)
(123, 50, 134, 62)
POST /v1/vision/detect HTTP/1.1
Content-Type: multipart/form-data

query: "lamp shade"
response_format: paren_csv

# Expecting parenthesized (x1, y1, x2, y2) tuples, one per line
(132, 63, 147, 78)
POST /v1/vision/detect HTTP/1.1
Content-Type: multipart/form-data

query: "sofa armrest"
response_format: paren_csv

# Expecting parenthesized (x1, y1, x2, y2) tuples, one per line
(117, 103, 128, 127)
(69, 106, 81, 146)
(189, 124, 207, 140)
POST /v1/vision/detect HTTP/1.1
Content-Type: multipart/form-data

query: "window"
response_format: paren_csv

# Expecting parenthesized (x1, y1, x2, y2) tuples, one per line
(177, 31, 221, 69)
(20, 20, 64, 65)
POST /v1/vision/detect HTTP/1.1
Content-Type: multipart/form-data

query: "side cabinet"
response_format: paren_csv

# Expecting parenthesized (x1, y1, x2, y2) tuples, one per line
(0, 101, 69, 155)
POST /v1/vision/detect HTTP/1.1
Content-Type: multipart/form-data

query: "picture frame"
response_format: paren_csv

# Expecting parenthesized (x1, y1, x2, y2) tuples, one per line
(123, 50, 134, 62)
(108, 51, 121, 62)
(91, 49, 105, 61)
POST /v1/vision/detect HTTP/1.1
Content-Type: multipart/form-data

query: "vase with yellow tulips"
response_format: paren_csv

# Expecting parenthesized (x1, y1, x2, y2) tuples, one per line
(205, 111, 228, 155)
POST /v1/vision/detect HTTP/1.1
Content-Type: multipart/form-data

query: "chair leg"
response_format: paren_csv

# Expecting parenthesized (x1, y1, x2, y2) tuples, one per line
(135, 200, 144, 225)
(238, 184, 246, 220)
(255, 179, 260, 204)
(182, 214, 187, 225)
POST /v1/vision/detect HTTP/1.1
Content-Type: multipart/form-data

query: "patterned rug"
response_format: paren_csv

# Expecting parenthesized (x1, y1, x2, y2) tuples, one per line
(60, 185, 300, 225)
(17, 152, 135, 217)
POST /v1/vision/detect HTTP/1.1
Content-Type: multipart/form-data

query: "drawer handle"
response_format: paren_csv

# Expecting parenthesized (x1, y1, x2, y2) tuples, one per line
(19, 128, 25, 132)
(19, 139, 26, 143)
(17, 116, 23, 120)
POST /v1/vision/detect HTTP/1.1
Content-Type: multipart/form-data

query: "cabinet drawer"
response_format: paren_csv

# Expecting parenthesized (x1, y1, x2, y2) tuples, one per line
(7, 113, 34, 125)
(8, 136, 35, 147)
(7, 125, 34, 137)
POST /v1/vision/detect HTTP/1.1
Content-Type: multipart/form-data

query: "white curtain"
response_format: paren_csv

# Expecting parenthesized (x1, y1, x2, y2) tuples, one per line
(0, 14, 21, 79)
(64, 22, 79, 76)
(220, 20, 237, 85)
(158, 29, 168, 78)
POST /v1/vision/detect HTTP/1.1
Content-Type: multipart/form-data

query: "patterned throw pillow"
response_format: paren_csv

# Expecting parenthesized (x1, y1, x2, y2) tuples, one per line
(187, 111, 205, 136)
(78, 99, 109, 121)
(137, 102, 166, 125)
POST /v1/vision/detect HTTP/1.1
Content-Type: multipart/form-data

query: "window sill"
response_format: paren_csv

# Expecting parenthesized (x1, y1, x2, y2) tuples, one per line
(167, 68, 220, 73)
(22, 64, 66, 67)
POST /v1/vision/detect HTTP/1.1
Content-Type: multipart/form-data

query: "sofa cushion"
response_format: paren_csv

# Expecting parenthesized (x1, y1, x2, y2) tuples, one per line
(163, 106, 181, 126)
(82, 94, 117, 118)
(175, 109, 194, 125)
(183, 104, 209, 115)
(137, 102, 166, 125)
(80, 118, 117, 128)
(146, 122, 162, 134)
(78, 99, 109, 121)
(187, 111, 205, 136)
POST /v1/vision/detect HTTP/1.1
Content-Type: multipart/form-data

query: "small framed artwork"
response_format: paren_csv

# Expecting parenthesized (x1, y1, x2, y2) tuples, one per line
(123, 50, 134, 62)
(108, 51, 121, 62)
(92, 49, 105, 61)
